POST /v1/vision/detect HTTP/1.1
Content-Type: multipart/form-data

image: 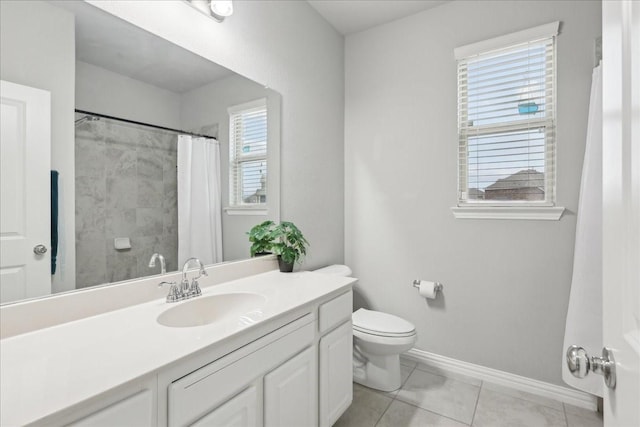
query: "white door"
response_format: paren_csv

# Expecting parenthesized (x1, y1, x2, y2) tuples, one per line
(264, 347, 317, 427)
(602, 1, 640, 426)
(0, 80, 51, 303)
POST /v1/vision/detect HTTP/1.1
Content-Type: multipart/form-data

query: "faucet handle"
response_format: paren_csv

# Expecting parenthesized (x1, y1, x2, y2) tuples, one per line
(159, 281, 184, 303)
(189, 279, 202, 297)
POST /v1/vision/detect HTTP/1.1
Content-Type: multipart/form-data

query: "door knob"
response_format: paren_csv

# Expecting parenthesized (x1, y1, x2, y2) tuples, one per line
(566, 345, 616, 389)
(33, 244, 47, 255)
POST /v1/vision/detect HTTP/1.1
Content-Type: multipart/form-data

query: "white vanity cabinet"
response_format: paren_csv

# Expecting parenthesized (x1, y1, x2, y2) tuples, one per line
(0, 275, 355, 427)
(164, 290, 352, 427)
(167, 314, 315, 427)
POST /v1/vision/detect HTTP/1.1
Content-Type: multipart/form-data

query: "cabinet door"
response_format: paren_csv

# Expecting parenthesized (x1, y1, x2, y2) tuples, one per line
(191, 385, 260, 427)
(319, 321, 353, 427)
(264, 347, 317, 427)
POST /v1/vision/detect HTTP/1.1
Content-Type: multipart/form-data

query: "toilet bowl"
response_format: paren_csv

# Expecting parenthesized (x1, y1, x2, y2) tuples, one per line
(314, 265, 418, 392)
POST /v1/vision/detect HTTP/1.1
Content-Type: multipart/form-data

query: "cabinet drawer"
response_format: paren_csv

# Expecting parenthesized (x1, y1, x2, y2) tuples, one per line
(318, 291, 352, 334)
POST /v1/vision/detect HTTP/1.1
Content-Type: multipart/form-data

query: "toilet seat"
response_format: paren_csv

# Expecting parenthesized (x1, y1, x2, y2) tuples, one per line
(352, 308, 416, 338)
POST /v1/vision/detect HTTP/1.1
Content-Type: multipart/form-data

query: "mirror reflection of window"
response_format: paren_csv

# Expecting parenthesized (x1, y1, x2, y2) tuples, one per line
(228, 98, 268, 207)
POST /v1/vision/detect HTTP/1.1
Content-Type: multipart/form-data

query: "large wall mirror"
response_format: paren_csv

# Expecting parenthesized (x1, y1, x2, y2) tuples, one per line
(0, 0, 280, 305)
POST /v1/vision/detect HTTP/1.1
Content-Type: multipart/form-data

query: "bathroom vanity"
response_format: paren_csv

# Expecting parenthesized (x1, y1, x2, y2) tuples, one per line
(0, 265, 355, 426)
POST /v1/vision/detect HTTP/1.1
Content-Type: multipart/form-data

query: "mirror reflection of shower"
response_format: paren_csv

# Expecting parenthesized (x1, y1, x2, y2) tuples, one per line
(74, 115, 100, 125)
(73, 111, 218, 288)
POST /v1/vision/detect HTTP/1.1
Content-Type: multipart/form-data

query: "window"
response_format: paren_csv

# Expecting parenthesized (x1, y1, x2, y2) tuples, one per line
(228, 98, 268, 209)
(453, 22, 564, 220)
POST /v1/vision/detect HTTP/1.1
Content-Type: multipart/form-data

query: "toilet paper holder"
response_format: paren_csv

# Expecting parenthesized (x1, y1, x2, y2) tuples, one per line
(412, 279, 443, 292)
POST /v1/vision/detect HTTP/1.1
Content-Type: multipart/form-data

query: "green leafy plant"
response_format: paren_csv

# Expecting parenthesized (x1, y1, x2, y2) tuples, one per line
(247, 220, 276, 257)
(271, 221, 309, 269)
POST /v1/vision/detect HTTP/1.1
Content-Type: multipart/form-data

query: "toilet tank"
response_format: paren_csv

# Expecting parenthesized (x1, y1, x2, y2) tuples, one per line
(313, 264, 352, 277)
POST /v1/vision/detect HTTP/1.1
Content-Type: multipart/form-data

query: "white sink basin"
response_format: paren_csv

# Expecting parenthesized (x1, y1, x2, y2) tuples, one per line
(157, 292, 267, 328)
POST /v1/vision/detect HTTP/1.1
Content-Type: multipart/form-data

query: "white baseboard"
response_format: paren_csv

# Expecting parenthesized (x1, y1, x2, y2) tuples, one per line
(402, 348, 598, 411)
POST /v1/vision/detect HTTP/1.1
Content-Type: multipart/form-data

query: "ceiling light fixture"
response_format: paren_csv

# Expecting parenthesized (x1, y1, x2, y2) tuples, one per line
(186, 0, 233, 22)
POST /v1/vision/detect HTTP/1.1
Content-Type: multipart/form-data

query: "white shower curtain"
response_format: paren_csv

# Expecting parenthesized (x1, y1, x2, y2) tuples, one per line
(177, 135, 223, 267)
(562, 63, 602, 397)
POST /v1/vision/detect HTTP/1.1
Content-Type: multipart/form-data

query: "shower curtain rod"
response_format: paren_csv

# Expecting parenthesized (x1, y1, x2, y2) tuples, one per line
(74, 109, 218, 140)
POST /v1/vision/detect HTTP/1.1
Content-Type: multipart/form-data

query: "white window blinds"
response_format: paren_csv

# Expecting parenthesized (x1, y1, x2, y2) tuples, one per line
(228, 98, 268, 207)
(456, 23, 558, 205)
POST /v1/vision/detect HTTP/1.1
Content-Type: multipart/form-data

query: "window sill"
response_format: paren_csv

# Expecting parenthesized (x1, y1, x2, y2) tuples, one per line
(224, 207, 268, 216)
(450, 205, 565, 220)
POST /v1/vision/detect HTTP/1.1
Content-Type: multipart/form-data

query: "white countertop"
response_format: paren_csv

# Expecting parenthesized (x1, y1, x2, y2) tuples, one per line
(0, 270, 355, 426)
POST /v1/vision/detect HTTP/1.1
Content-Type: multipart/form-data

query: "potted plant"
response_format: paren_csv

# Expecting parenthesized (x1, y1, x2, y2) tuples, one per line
(247, 220, 276, 257)
(271, 221, 309, 273)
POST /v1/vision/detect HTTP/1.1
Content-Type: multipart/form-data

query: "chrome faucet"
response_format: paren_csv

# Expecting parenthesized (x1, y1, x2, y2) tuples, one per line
(181, 257, 208, 299)
(148, 253, 166, 274)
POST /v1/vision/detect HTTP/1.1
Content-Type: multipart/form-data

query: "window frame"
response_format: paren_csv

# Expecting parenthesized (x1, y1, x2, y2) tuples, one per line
(227, 98, 268, 213)
(452, 22, 565, 220)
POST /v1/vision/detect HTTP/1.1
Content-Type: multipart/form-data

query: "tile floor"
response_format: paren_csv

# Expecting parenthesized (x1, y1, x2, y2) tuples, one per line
(334, 359, 603, 427)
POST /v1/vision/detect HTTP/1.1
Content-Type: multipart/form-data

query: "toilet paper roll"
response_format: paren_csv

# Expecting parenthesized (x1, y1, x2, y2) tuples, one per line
(419, 280, 438, 299)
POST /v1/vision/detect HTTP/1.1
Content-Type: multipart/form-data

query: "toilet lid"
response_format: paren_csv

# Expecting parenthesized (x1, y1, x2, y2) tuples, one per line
(352, 308, 416, 337)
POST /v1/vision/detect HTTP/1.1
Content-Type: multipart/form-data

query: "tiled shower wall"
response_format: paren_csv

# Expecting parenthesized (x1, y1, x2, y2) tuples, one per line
(75, 117, 178, 288)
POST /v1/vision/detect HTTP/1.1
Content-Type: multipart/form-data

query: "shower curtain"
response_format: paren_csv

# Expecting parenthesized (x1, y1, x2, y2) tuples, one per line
(562, 63, 602, 397)
(177, 135, 223, 267)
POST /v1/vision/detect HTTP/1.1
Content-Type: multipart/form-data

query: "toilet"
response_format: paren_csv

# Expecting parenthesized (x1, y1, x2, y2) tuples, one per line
(314, 265, 417, 392)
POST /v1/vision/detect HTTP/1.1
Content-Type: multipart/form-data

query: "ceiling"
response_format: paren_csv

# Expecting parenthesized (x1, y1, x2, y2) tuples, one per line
(307, 0, 449, 35)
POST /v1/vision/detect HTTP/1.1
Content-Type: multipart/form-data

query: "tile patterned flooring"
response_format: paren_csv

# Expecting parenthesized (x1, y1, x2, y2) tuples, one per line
(334, 359, 603, 427)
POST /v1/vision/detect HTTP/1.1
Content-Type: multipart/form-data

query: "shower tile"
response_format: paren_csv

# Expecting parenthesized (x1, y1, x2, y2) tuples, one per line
(163, 186, 177, 213)
(472, 388, 566, 427)
(333, 383, 393, 427)
(135, 208, 163, 237)
(137, 178, 163, 208)
(160, 236, 179, 272)
(75, 137, 105, 178)
(106, 176, 137, 211)
(106, 250, 137, 283)
(134, 236, 163, 276)
(138, 128, 168, 150)
(75, 176, 106, 241)
(76, 175, 106, 204)
(75, 237, 107, 288)
(74, 120, 100, 140)
(377, 400, 469, 427)
(105, 208, 137, 238)
(105, 146, 136, 178)
(163, 208, 178, 238)
(396, 369, 480, 424)
(137, 148, 164, 180)
(103, 121, 139, 149)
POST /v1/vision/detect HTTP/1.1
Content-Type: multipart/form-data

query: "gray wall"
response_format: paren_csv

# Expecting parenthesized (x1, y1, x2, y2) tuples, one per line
(76, 61, 182, 129)
(88, 0, 346, 270)
(345, 0, 601, 386)
(0, 0, 76, 293)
